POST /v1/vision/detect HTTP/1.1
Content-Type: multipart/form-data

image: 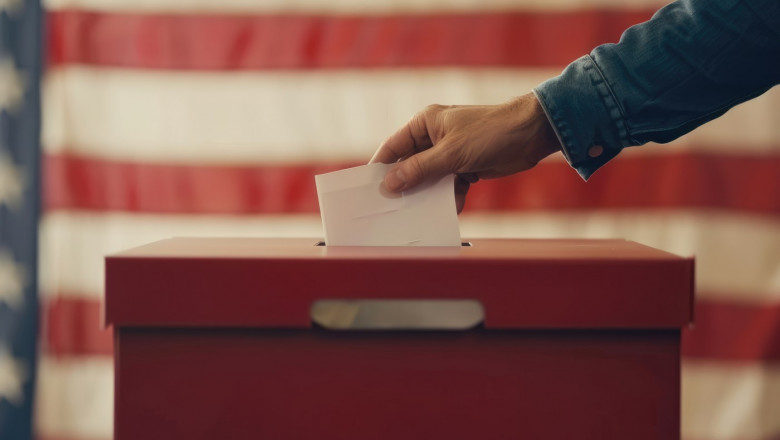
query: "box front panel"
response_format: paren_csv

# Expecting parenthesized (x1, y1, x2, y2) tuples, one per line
(115, 328, 680, 440)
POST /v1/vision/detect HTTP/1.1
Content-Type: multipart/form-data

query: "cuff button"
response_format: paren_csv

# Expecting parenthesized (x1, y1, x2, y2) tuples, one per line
(588, 145, 604, 158)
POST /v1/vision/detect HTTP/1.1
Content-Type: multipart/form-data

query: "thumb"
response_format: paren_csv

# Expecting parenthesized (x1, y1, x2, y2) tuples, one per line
(383, 143, 454, 192)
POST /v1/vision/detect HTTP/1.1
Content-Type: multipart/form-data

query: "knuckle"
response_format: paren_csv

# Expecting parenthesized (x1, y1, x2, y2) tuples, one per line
(423, 103, 446, 114)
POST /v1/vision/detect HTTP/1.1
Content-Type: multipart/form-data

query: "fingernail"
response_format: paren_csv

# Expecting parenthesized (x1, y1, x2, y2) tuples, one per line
(385, 167, 408, 192)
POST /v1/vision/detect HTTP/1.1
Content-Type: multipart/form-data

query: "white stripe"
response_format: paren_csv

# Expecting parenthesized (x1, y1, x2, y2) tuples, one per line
(35, 356, 113, 440)
(39, 210, 780, 302)
(683, 361, 780, 440)
(42, 67, 780, 164)
(33, 355, 780, 440)
(44, 0, 672, 14)
(42, 67, 552, 164)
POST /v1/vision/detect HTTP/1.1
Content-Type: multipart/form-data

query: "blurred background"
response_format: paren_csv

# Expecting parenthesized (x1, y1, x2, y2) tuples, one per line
(1, 0, 778, 439)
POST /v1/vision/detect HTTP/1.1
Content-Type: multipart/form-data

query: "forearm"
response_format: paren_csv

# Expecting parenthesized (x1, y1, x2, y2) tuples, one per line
(535, 0, 780, 180)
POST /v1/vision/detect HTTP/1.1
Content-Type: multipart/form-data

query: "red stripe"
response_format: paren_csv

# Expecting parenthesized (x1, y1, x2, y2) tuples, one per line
(47, 10, 655, 69)
(467, 150, 780, 215)
(42, 296, 113, 357)
(42, 294, 780, 360)
(43, 151, 780, 215)
(682, 300, 780, 362)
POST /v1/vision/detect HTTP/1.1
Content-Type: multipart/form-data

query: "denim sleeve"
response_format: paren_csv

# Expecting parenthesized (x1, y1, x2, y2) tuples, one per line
(534, 0, 780, 180)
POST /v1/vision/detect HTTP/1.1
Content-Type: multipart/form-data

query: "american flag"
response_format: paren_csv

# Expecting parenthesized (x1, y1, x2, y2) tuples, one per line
(1, 0, 777, 439)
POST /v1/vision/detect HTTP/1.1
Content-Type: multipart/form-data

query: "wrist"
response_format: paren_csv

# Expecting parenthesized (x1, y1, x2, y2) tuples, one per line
(504, 94, 562, 164)
(529, 94, 563, 159)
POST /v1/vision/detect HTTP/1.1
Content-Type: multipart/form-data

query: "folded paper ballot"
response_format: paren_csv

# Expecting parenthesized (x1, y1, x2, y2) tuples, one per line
(315, 163, 461, 246)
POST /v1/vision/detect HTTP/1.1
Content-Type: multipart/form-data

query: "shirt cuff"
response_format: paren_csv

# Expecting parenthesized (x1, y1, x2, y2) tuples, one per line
(533, 55, 629, 180)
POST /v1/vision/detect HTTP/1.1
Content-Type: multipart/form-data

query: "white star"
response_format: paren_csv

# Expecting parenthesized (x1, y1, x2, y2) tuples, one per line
(0, 151, 25, 210)
(0, 346, 27, 406)
(0, 0, 24, 16)
(0, 249, 26, 311)
(0, 56, 26, 112)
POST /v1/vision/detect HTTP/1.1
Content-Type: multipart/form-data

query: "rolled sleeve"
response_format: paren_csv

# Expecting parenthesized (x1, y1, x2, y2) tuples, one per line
(533, 55, 628, 181)
(533, 0, 780, 181)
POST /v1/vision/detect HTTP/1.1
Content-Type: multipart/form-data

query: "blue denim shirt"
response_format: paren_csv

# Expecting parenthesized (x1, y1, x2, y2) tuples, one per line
(534, 0, 780, 180)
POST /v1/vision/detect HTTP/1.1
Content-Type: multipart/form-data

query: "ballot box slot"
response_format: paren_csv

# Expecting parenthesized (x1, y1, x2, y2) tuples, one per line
(310, 299, 484, 330)
(314, 241, 472, 247)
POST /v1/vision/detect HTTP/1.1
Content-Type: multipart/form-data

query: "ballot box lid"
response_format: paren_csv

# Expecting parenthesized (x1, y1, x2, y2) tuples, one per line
(105, 238, 694, 329)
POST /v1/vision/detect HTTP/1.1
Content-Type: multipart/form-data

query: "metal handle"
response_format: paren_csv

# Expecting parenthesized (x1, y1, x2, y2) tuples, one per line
(310, 299, 484, 330)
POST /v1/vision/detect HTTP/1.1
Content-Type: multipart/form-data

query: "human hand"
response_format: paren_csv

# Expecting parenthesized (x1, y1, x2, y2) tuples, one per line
(370, 93, 561, 213)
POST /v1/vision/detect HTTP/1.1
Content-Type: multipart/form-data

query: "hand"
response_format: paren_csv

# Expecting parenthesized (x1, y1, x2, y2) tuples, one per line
(370, 93, 561, 213)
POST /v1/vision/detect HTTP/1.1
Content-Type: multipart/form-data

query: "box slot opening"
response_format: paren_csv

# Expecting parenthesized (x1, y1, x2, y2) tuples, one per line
(310, 299, 484, 330)
(315, 241, 472, 247)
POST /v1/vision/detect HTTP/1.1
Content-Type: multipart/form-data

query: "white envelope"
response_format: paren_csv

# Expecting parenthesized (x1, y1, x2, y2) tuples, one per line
(315, 163, 461, 246)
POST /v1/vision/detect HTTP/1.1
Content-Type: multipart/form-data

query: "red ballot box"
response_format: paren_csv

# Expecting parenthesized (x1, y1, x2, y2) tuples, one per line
(105, 238, 694, 440)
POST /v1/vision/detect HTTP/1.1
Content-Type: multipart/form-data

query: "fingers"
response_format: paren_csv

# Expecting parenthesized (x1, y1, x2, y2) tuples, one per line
(454, 175, 470, 214)
(369, 108, 435, 165)
(383, 140, 454, 192)
(458, 173, 479, 184)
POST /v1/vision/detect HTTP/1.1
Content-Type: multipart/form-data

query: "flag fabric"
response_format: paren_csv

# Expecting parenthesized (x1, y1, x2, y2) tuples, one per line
(0, 0, 42, 439)
(36, 0, 779, 440)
